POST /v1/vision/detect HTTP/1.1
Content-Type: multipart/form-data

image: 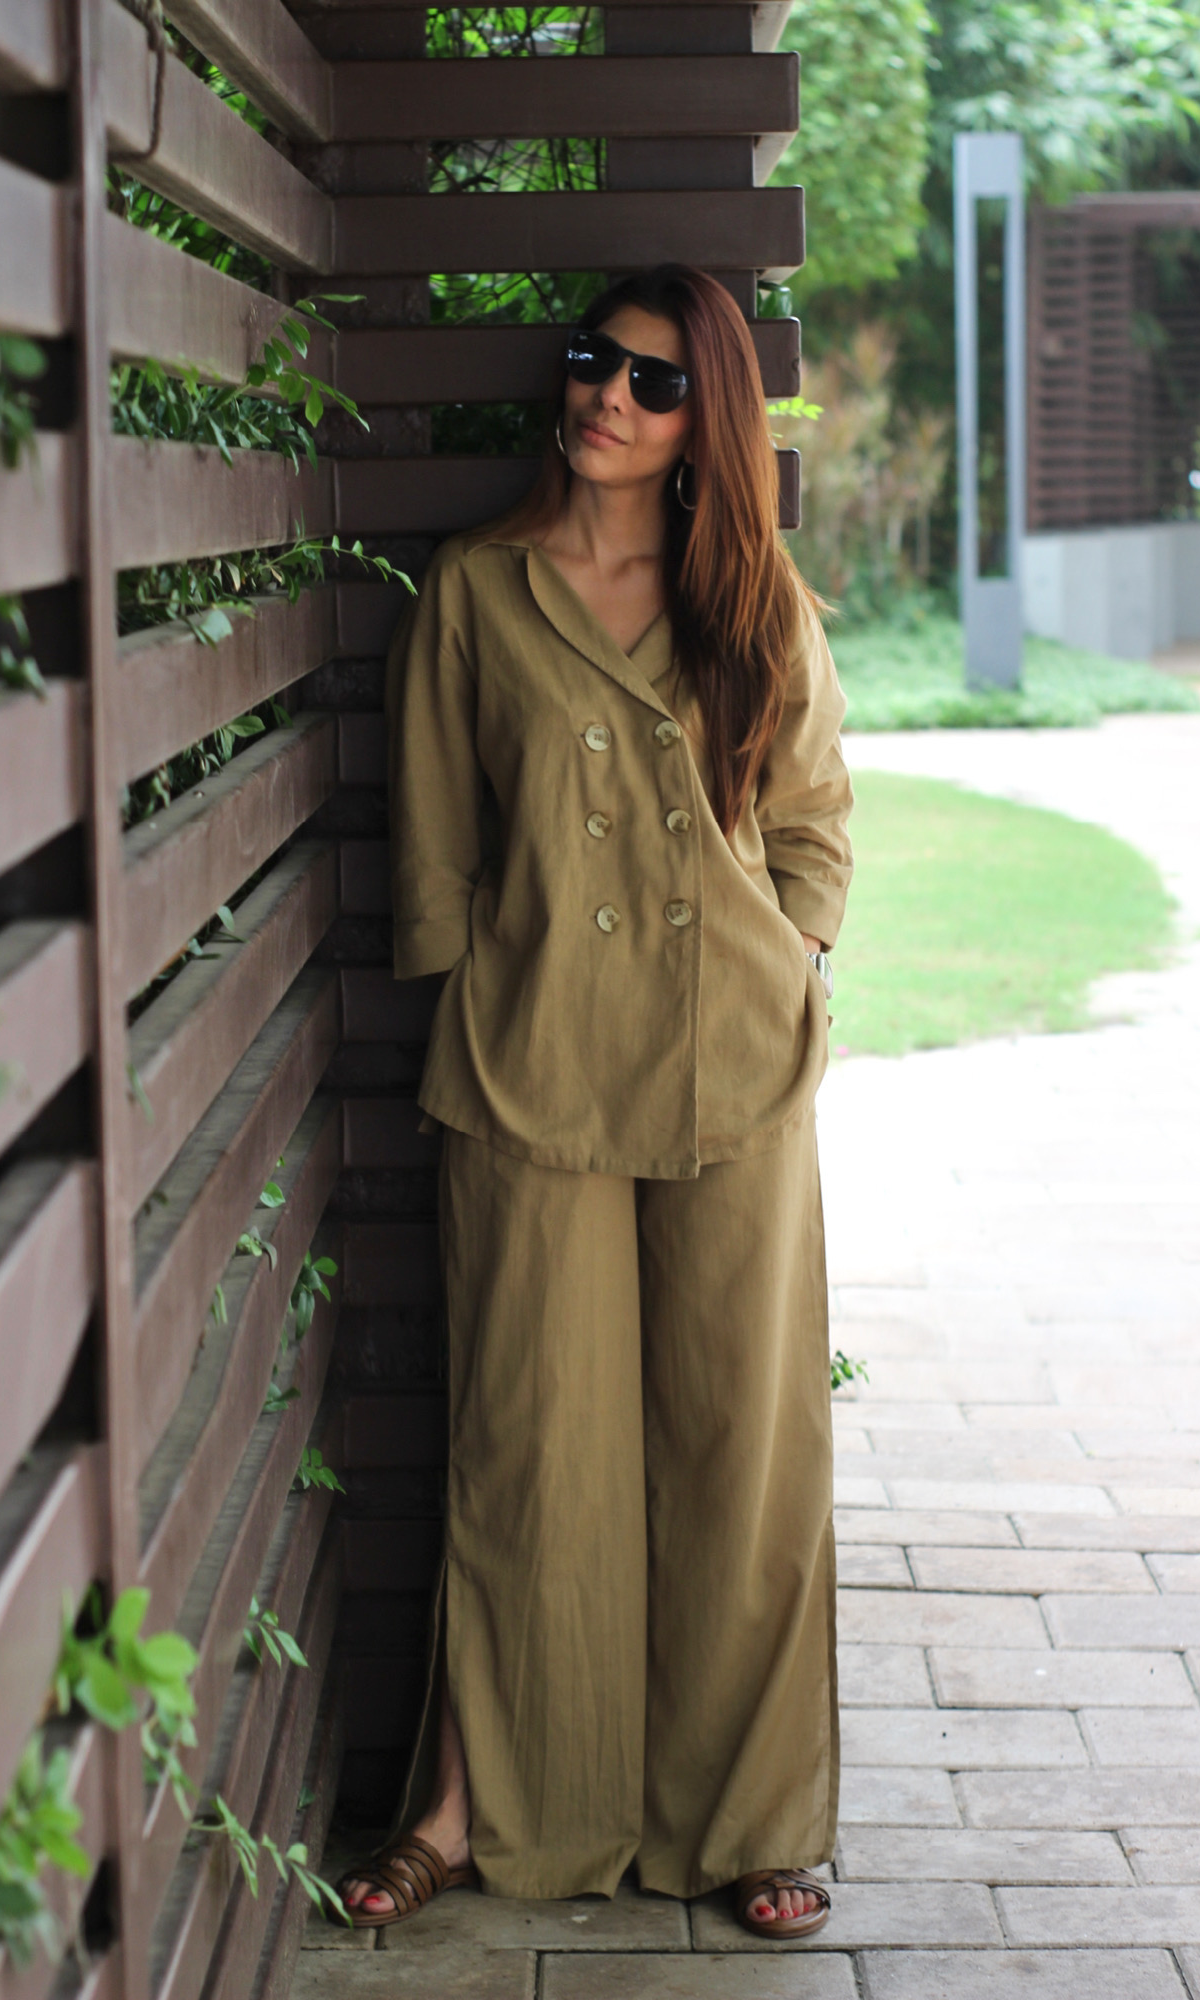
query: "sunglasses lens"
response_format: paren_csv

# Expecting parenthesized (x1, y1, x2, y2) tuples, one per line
(630, 362, 688, 414)
(565, 332, 621, 384)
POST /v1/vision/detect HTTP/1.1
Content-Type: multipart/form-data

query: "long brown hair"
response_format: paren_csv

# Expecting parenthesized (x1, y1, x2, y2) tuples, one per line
(497, 264, 816, 834)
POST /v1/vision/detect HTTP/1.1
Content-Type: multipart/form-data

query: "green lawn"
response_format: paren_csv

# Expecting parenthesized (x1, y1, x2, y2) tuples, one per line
(830, 771, 1177, 1057)
(832, 613, 1200, 731)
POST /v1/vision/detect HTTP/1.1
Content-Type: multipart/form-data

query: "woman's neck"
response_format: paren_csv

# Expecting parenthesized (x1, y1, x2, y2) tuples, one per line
(549, 473, 668, 576)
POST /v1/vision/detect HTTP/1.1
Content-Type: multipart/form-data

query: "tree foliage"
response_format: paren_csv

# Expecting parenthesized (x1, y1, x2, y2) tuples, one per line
(771, 0, 933, 297)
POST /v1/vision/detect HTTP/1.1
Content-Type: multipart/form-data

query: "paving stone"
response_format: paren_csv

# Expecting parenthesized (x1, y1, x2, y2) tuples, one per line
(840, 1402, 969, 1432)
(838, 1766, 961, 1827)
(1042, 1596, 1200, 1649)
(377, 1882, 689, 1953)
(834, 1509, 1018, 1547)
(292, 1947, 536, 1998)
(304, 1831, 385, 1949)
(1178, 1944, 1200, 1998)
(1151, 1554, 1200, 1591)
(1112, 1489, 1200, 1518)
(837, 1590, 1048, 1648)
(858, 1947, 1188, 1999)
(837, 1645, 932, 1707)
(541, 1953, 859, 1998)
(1015, 1516, 1200, 1553)
(930, 1647, 1194, 1709)
(1123, 1829, 1200, 1884)
(833, 1477, 891, 1508)
(836, 1545, 913, 1589)
(856, 1363, 1053, 1405)
(842, 1709, 1087, 1770)
(839, 1826, 1132, 1885)
(910, 1548, 1153, 1595)
(1081, 1708, 1200, 1768)
(959, 1770, 1200, 1829)
(996, 1884, 1200, 1945)
(888, 1480, 1114, 1516)
(691, 1881, 1002, 1950)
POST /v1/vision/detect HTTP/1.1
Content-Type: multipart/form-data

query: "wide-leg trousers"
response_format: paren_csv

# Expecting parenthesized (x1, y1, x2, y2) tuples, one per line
(396, 1113, 839, 1902)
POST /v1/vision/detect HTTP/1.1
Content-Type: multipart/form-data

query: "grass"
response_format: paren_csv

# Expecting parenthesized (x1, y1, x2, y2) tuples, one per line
(831, 771, 1177, 1058)
(831, 612, 1200, 731)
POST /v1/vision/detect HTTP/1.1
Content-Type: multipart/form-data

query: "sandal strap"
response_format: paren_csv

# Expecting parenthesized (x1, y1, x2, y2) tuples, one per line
(736, 1868, 831, 1918)
(339, 1834, 453, 1916)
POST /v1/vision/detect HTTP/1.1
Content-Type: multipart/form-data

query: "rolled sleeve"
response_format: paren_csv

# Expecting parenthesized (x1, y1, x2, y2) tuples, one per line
(386, 549, 482, 980)
(755, 608, 854, 948)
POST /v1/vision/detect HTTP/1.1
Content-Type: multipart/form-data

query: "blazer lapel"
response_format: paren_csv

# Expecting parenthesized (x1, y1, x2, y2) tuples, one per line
(523, 545, 675, 716)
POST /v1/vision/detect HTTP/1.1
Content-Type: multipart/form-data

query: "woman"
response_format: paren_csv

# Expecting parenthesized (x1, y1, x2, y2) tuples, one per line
(339, 264, 853, 1941)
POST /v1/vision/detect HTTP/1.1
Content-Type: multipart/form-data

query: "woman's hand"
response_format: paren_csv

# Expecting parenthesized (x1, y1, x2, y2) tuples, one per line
(801, 933, 821, 955)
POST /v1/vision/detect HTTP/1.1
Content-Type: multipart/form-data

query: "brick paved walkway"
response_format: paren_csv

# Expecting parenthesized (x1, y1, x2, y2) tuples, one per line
(295, 714, 1200, 1998)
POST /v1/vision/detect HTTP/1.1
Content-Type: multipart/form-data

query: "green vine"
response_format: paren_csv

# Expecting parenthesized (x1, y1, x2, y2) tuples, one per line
(0, 335, 47, 472)
(0, 595, 46, 700)
(831, 1349, 870, 1393)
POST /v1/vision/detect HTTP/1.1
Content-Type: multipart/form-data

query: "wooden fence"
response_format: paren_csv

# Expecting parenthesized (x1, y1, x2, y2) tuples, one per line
(0, 3, 801, 1995)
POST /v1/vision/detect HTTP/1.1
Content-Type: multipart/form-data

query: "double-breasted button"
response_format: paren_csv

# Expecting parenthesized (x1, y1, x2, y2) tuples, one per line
(584, 723, 611, 752)
(664, 900, 693, 927)
(654, 717, 682, 746)
(585, 812, 612, 839)
(665, 808, 692, 835)
(596, 904, 620, 933)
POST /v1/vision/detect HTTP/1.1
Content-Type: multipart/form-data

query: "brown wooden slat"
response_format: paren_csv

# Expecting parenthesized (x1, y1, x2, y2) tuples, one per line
(343, 1220, 438, 1308)
(147, 1493, 340, 1989)
(202, 1540, 340, 2000)
(342, 1095, 435, 1170)
(132, 971, 338, 1466)
(337, 711, 385, 786)
(1071, 191, 1200, 229)
(334, 577, 427, 656)
(0, 922, 92, 1158)
(340, 1515, 441, 1593)
(101, 0, 332, 273)
(0, 1723, 107, 2000)
(158, 0, 332, 142)
(138, 1098, 339, 1621)
(0, 434, 76, 593)
(248, 1684, 342, 2000)
(0, 1447, 103, 1802)
(110, 436, 333, 571)
(338, 966, 440, 1043)
(335, 449, 800, 534)
(0, 1161, 96, 1495)
(0, 160, 72, 339)
(115, 589, 336, 784)
(343, 1393, 447, 1467)
(119, 711, 336, 1000)
(0, 681, 85, 875)
(0, 0, 65, 89)
(334, 185, 804, 276)
(107, 214, 287, 385)
(127, 845, 336, 1204)
(338, 837, 387, 915)
(332, 52, 796, 141)
(335, 316, 801, 403)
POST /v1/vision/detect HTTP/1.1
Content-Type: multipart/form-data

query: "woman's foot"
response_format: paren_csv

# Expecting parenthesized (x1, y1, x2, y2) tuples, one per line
(342, 1674, 471, 1919)
(744, 1881, 824, 1923)
(735, 1868, 831, 1938)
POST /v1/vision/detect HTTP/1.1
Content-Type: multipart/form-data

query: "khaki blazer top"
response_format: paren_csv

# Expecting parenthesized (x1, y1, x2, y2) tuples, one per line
(386, 526, 854, 1180)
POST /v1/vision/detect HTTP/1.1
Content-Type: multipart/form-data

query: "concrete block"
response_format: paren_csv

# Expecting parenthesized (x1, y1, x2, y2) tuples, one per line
(1150, 1554, 1200, 1592)
(691, 1881, 1002, 1950)
(834, 1477, 891, 1509)
(1042, 1597, 1200, 1649)
(1081, 1708, 1200, 1768)
(910, 1549, 1153, 1595)
(837, 1590, 1048, 1648)
(836, 1545, 913, 1589)
(889, 1481, 1114, 1517)
(837, 1826, 1132, 1884)
(837, 1645, 933, 1708)
(1015, 1516, 1200, 1554)
(542, 1955, 859, 1998)
(292, 1947, 536, 1998)
(996, 1883, 1200, 1946)
(1123, 1829, 1200, 1884)
(960, 1770, 1200, 1830)
(835, 1510, 1018, 1547)
(838, 1766, 961, 1827)
(841, 1708, 1087, 1770)
(378, 1882, 689, 1953)
(859, 1947, 1187, 1999)
(930, 1647, 1194, 1709)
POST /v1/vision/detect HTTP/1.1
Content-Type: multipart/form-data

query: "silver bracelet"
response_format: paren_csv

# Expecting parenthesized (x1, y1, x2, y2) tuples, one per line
(807, 950, 833, 1000)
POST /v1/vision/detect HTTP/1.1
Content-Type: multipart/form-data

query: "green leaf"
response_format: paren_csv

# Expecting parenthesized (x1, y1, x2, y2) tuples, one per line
(107, 1588, 150, 1645)
(74, 1653, 138, 1731)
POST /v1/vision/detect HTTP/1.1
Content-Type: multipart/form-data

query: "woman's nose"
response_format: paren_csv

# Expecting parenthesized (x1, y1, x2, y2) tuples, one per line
(597, 360, 633, 409)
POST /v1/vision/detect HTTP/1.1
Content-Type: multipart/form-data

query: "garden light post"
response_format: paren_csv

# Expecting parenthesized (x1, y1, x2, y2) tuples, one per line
(954, 131, 1026, 688)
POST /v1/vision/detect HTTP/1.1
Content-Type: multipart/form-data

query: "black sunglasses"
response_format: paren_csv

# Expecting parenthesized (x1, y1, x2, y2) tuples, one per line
(565, 328, 689, 414)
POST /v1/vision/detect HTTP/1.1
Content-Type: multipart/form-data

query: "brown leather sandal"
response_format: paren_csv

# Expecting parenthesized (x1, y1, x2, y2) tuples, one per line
(735, 1867, 831, 1940)
(336, 1832, 477, 1930)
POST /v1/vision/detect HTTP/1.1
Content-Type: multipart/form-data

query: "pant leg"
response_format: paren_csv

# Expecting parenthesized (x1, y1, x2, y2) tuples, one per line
(636, 1113, 839, 1898)
(440, 1130, 647, 1898)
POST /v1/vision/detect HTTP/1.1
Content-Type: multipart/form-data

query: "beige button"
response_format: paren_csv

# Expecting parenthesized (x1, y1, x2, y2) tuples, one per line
(586, 812, 612, 839)
(654, 717, 682, 746)
(664, 900, 693, 927)
(596, 904, 620, 933)
(584, 724, 611, 752)
(665, 808, 692, 835)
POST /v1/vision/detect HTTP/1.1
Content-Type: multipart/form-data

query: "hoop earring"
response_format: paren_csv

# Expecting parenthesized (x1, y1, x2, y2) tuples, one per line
(675, 460, 697, 512)
(556, 417, 566, 456)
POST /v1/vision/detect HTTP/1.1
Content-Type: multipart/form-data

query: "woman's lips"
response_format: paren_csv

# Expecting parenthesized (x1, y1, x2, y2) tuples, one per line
(578, 420, 623, 447)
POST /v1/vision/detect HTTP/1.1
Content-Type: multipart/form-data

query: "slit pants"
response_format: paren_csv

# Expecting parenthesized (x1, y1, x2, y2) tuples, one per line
(396, 1114, 839, 1901)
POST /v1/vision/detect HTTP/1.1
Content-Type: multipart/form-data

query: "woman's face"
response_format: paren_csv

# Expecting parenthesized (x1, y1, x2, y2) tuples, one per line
(561, 304, 693, 493)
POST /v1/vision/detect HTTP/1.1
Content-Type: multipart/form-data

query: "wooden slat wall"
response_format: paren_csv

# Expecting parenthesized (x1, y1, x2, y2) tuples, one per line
(0, 0, 802, 1988)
